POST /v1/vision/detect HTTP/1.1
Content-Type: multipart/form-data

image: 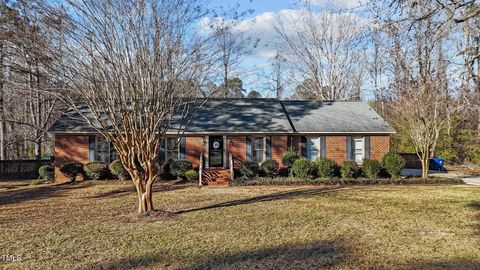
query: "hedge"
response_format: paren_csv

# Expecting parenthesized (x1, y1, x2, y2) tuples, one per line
(230, 177, 465, 187)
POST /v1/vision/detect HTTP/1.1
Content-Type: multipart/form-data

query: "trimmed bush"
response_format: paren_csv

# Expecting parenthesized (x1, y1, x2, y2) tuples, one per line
(261, 159, 279, 177)
(382, 152, 406, 177)
(170, 160, 193, 180)
(60, 162, 84, 182)
(282, 150, 299, 171)
(341, 160, 358, 178)
(239, 161, 260, 179)
(184, 169, 199, 182)
(38, 165, 54, 181)
(362, 159, 382, 179)
(230, 176, 465, 187)
(292, 159, 316, 178)
(316, 158, 337, 178)
(109, 160, 131, 180)
(84, 162, 108, 180)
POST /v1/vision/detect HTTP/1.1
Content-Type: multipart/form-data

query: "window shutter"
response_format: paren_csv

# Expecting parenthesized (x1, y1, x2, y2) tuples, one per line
(246, 136, 252, 162)
(365, 136, 371, 160)
(346, 136, 352, 161)
(287, 136, 292, 150)
(320, 136, 326, 158)
(88, 135, 96, 162)
(266, 136, 272, 160)
(109, 142, 117, 162)
(179, 137, 186, 159)
(159, 138, 166, 161)
(301, 136, 307, 157)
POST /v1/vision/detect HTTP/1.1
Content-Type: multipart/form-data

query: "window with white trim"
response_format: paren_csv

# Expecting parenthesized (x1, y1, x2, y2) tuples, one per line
(252, 137, 265, 164)
(353, 137, 365, 164)
(96, 136, 114, 163)
(306, 137, 320, 161)
(166, 137, 180, 160)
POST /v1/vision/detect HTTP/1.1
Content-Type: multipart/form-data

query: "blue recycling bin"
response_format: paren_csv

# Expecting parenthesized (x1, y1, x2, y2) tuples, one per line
(429, 158, 445, 171)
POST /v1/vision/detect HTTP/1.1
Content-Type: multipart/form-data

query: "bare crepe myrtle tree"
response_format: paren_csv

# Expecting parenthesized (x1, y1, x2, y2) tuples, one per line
(45, 0, 219, 214)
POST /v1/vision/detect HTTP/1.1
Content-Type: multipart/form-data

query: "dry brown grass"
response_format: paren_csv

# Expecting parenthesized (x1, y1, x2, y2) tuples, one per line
(0, 180, 479, 269)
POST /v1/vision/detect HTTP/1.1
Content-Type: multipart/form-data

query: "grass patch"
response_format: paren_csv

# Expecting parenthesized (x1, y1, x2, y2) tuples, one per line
(0, 180, 479, 269)
(230, 176, 465, 187)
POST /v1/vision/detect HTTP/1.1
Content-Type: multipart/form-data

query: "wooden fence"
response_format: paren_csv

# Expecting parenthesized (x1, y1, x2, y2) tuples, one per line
(399, 153, 422, 169)
(0, 158, 54, 180)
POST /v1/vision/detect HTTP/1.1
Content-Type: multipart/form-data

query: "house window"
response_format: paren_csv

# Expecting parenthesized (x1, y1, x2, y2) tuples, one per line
(252, 137, 265, 164)
(353, 137, 365, 164)
(96, 136, 115, 163)
(306, 137, 320, 161)
(166, 137, 180, 160)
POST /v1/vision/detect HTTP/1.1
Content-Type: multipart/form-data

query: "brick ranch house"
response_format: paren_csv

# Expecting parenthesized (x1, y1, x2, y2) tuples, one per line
(48, 99, 395, 183)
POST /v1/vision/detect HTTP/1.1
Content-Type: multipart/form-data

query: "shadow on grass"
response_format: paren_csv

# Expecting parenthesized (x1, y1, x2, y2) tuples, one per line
(91, 240, 349, 270)
(176, 186, 343, 214)
(0, 181, 94, 206)
(87, 180, 193, 199)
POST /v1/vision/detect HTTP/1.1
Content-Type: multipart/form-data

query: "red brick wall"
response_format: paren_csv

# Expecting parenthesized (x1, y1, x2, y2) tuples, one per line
(370, 135, 390, 160)
(271, 136, 288, 167)
(227, 136, 246, 168)
(54, 134, 89, 182)
(326, 136, 347, 165)
(186, 136, 205, 168)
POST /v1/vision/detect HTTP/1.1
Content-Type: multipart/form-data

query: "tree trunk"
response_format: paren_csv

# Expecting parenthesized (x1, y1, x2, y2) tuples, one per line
(0, 42, 5, 160)
(421, 152, 429, 179)
(134, 176, 155, 214)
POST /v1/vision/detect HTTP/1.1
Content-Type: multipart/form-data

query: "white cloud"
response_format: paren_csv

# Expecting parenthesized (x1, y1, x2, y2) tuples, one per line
(213, 8, 369, 60)
(298, 0, 364, 9)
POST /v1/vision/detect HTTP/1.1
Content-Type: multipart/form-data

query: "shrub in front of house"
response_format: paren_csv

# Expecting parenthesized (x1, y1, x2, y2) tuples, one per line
(362, 159, 382, 179)
(239, 161, 260, 179)
(282, 150, 299, 173)
(109, 160, 131, 180)
(170, 160, 193, 180)
(184, 169, 199, 182)
(292, 159, 316, 178)
(38, 165, 55, 181)
(261, 159, 279, 177)
(84, 162, 109, 180)
(382, 152, 406, 178)
(316, 158, 337, 178)
(340, 160, 358, 178)
(230, 176, 465, 187)
(60, 162, 84, 182)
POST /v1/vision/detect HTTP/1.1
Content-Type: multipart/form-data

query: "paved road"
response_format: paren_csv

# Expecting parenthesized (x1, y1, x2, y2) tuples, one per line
(401, 169, 480, 186)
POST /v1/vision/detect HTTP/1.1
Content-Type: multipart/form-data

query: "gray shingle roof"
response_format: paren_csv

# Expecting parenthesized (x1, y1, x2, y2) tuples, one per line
(282, 100, 395, 133)
(48, 99, 395, 134)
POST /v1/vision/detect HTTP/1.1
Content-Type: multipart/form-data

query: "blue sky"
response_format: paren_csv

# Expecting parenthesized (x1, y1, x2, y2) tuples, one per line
(204, 0, 367, 97)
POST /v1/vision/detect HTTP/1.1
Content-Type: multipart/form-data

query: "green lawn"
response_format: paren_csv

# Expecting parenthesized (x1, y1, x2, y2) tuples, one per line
(0, 180, 479, 269)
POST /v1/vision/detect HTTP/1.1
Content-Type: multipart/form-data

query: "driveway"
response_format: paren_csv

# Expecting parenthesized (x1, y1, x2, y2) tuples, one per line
(401, 169, 480, 186)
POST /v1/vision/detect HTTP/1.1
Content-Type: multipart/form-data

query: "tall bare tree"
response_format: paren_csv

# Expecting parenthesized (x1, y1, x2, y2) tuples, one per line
(385, 2, 458, 178)
(275, 8, 367, 101)
(207, 11, 259, 98)
(45, 0, 219, 214)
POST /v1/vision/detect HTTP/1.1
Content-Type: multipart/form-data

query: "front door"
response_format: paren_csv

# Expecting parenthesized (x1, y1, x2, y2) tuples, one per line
(209, 136, 224, 168)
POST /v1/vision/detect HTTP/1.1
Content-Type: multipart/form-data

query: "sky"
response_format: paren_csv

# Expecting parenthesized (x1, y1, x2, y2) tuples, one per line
(204, 0, 367, 97)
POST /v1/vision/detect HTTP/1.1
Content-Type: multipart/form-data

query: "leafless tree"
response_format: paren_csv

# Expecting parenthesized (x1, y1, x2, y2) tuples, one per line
(275, 8, 368, 101)
(207, 11, 259, 98)
(44, 0, 219, 214)
(385, 2, 459, 178)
